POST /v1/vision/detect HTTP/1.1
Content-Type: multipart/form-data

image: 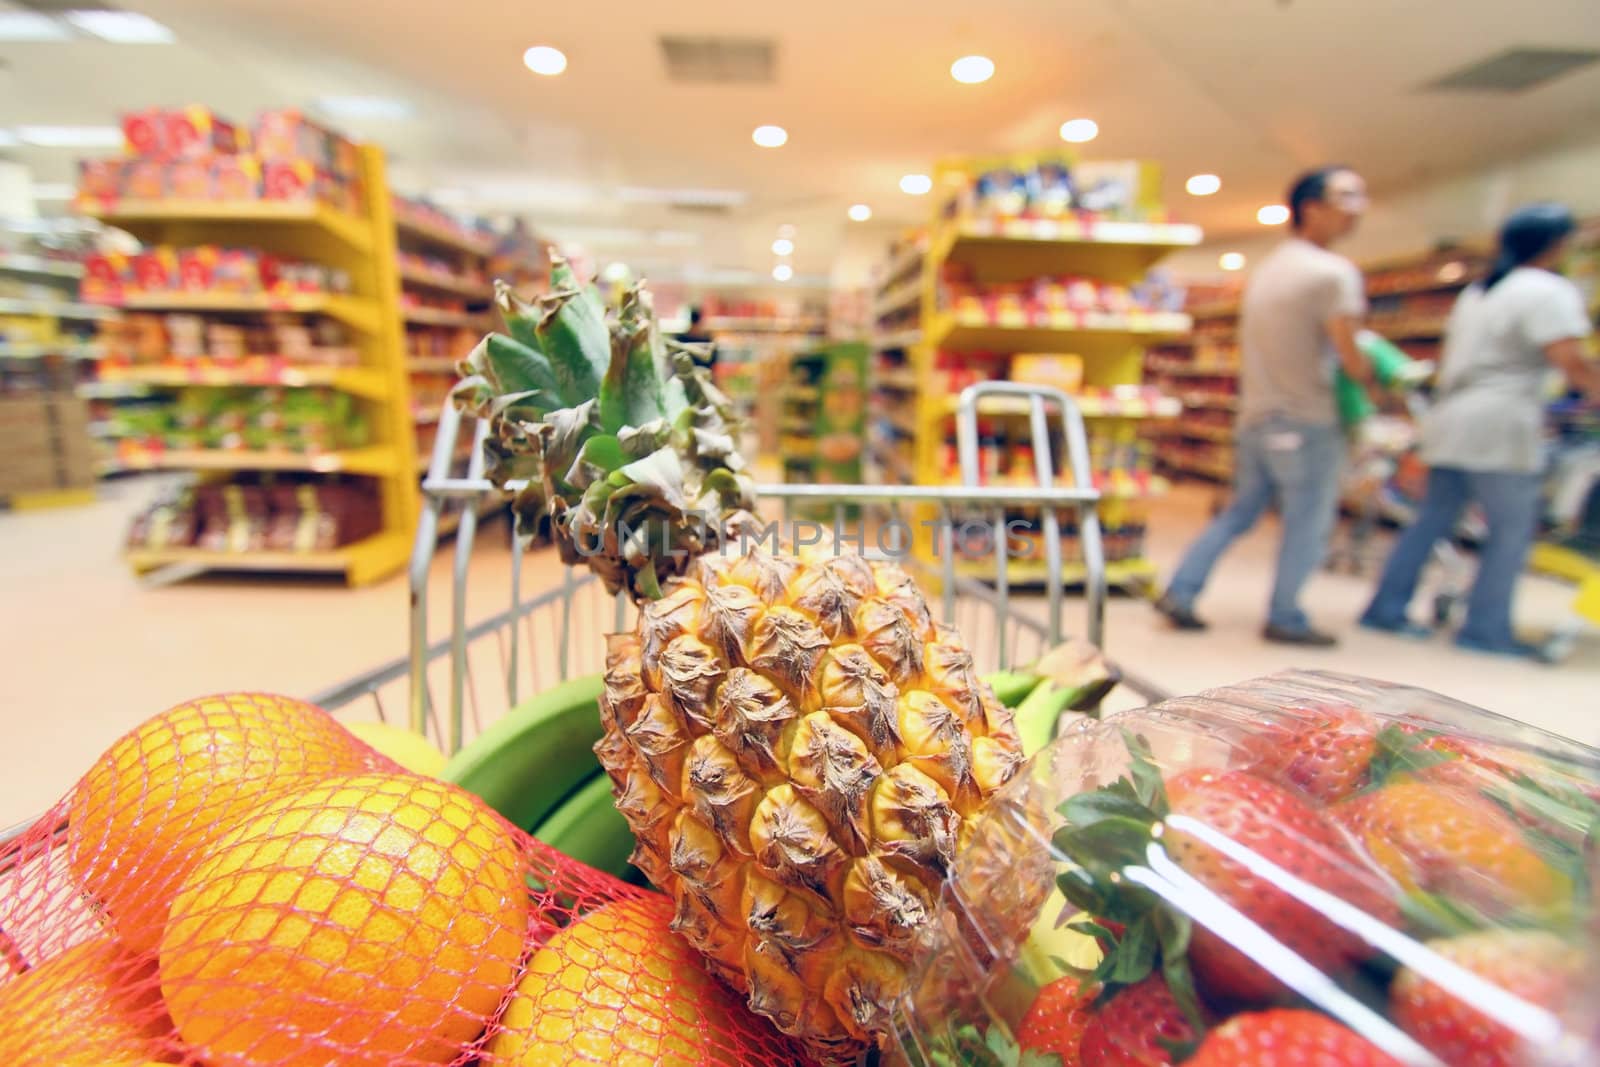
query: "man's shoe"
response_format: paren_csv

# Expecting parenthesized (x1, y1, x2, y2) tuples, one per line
(1263, 623, 1339, 647)
(1153, 594, 1207, 632)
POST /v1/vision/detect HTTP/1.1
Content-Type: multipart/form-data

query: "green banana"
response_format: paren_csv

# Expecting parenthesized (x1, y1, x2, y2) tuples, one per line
(531, 771, 636, 881)
(1013, 678, 1076, 757)
(440, 673, 605, 832)
(981, 669, 1046, 709)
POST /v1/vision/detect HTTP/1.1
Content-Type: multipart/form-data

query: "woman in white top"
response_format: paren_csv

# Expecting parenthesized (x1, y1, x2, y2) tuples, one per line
(1360, 203, 1599, 658)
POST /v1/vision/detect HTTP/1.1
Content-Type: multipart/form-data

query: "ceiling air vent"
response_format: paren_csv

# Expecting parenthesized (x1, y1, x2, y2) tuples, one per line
(659, 35, 776, 84)
(1422, 47, 1600, 93)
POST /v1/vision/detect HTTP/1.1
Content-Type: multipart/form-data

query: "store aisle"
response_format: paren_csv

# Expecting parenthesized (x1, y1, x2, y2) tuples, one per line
(3, 480, 1595, 825)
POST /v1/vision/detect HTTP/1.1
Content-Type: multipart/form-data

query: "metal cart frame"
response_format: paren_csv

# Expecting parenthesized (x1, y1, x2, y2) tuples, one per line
(312, 383, 1166, 751)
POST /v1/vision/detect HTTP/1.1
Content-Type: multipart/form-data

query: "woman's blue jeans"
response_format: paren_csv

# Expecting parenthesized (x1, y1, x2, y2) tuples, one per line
(1360, 465, 1541, 651)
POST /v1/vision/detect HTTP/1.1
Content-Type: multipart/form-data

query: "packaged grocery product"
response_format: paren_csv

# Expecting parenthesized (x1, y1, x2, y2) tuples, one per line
(211, 155, 262, 199)
(893, 671, 1600, 1067)
(124, 160, 167, 199)
(167, 159, 213, 199)
(254, 108, 359, 176)
(131, 249, 178, 292)
(121, 108, 165, 158)
(77, 158, 127, 201)
(164, 106, 244, 159)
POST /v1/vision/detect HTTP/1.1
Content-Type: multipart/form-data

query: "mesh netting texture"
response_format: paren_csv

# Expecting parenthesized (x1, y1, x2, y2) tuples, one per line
(0, 693, 808, 1067)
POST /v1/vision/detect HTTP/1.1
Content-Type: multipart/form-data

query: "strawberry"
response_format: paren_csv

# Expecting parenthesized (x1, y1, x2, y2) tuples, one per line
(1164, 769, 1396, 1004)
(1391, 929, 1584, 1067)
(1335, 781, 1570, 918)
(1078, 975, 1198, 1067)
(1183, 1009, 1404, 1066)
(1269, 719, 1380, 803)
(1017, 976, 1097, 1064)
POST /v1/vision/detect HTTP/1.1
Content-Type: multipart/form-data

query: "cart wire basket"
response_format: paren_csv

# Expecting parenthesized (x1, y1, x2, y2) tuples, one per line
(312, 381, 1166, 751)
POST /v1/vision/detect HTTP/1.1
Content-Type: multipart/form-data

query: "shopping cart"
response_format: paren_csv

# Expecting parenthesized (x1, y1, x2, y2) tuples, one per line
(310, 382, 1167, 751)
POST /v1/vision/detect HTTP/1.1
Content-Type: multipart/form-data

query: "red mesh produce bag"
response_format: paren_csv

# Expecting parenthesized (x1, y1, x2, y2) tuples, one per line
(0, 693, 809, 1067)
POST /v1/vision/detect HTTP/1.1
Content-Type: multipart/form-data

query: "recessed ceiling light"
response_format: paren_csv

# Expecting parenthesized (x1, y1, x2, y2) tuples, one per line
(312, 97, 414, 121)
(900, 174, 933, 195)
(1257, 204, 1290, 226)
(63, 11, 175, 43)
(600, 262, 631, 283)
(752, 125, 788, 148)
(1185, 174, 1221, 196)
(1219, 252, 1247, 271)
(0, 13, 71, 41)
(523, 45, 568, 76)
(771, 238, 794, 256)
(772, 264, 794, 282)
(848, 204, 872, 222)
(1059, 118, 1099, 143)
(17, 126, 124, 148)
(950, 55, 995, 84)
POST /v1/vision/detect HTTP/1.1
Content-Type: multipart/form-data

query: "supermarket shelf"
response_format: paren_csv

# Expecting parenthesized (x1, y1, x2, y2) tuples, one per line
(84, 198, 372, 256)
(99, 292, 381, 334)
(117, 444, 398, 476)
(394, 214, 496, 258)
(705, 317, 827, 333)
(0, 296, 117, 321)
(873, 277, 922, 321)
(125, 530, 409, 586)
(929, 311, 1192, 353)
(1165, 454, 1234, 481)
(939, 393, 1182, 419)
(99, 362, 389, 400)
(932, 219, 1202, 283)
(1179, 392, 1238, 411)
(955, 555, 1160, 588)
(1150, 363, 1238, 378)
(398, 264, 493, 301)
(0, 342, 103, 360)
(877, 243, 925, 292)
(875, 367, 919, 391)
(0, 253, 85, 280)
(1170, 422, 1234, 444)
(874, 328, 923, 351)
(403, 306, 488, 329)
(407, 357, 460, 374)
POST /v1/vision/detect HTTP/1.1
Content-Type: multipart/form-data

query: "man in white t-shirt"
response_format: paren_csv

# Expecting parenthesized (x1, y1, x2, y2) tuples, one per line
(1156, 166, 1375, 645)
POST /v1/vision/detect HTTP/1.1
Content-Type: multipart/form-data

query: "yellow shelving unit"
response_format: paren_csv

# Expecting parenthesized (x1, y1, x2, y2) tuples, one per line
(83, 145, 419, 586)
(877, 161, 1200, 589)
(391, 200, 499, 540)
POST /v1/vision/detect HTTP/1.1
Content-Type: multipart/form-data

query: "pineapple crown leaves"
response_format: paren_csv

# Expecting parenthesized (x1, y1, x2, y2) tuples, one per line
(1049, 730, 1206, 1035)
(452, 255, 756, 601)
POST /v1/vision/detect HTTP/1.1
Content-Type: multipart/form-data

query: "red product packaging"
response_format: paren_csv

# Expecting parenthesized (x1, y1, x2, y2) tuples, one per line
(165, 106, 244, 159)
(81, 252, 129, 303)
(261, 159, 316, 201)
(212, 249, 262, 293)
(211, 156, 262, 200)
(77, 159, 127, 202)
(124, 161, 167, 200)
(121, 109, 165, 159)
(131, 249, 179, 293)
(254, 109, 357, 176)
(177, 248, 219, 292)
(168, 160, 212, 200)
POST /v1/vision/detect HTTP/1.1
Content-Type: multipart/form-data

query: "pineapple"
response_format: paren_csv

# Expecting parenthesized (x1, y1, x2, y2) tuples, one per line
(455, 258, 1025, 1063)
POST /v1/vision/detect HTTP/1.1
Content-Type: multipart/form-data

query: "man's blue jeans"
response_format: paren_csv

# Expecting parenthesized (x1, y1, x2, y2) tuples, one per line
(1360, 466, 1541, 651)
(1167, 417, 1344, 631)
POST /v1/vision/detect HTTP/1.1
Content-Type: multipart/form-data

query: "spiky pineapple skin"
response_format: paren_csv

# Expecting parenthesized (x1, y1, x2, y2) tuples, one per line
(594, 546, 1025, 1064)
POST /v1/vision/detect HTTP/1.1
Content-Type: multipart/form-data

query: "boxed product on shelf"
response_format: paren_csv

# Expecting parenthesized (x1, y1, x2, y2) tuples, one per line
(1012, 354, 1084, 394)
(952, 151, 1165, 224)
(114, 386, 367, 454)
(254, 109, 361, 179)
(0, 393, 96, 496)
(122, 106, 246, 161)
(126, 477, 381, 552)
(893, 671, 1600, 1067)
(83, 246, 350, 302)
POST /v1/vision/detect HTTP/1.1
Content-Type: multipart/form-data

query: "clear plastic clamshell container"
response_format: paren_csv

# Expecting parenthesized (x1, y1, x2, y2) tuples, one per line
(892, 671, 1600, 1067)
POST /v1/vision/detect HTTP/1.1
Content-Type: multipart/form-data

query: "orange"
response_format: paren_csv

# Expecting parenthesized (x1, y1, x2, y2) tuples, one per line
(0, 935, 174, 1065)
(484, 896, 745, 1066)
(159, 772, 528, 1067)
(67, 693, 375, 954)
